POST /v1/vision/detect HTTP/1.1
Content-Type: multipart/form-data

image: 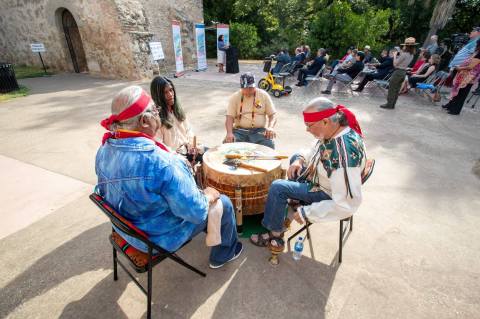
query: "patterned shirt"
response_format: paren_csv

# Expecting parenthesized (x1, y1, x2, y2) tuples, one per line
(300, 128, 367, 222)
(95, 137, 208, 252)
(449, 37, 480, 68)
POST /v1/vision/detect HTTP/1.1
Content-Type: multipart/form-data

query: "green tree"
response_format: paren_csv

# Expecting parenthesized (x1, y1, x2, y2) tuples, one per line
(307, 1, 391, 58)
(230, 22, 261, 58)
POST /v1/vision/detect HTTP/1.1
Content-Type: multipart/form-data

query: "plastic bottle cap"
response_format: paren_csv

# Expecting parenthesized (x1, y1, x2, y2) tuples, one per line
(298, 237, 303, 241)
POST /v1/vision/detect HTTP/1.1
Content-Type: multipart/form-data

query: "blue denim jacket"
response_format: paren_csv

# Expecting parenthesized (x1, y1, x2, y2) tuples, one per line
(95, 137, 208, 252)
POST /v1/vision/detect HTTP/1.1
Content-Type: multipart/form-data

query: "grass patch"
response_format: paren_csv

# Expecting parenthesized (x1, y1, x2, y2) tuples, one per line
(0, 86, 29, 103)
(14, 65, 52, 79)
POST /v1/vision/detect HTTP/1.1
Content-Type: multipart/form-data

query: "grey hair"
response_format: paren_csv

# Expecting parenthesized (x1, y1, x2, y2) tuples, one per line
(303, 97, 348, 125)
(110, 85, 154, 130)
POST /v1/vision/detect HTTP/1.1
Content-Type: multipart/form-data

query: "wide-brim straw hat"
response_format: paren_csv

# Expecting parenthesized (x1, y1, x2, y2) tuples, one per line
(401, 37, 419, 46)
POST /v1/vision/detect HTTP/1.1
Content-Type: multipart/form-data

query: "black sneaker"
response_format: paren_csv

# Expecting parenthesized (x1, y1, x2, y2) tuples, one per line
(321, 90, 331, 94)
(209, 242, 244, 269)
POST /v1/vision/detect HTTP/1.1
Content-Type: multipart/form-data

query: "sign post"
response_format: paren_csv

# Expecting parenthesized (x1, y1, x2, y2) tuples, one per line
(30, 43, 47, 74)
(149, 41, 168, 75)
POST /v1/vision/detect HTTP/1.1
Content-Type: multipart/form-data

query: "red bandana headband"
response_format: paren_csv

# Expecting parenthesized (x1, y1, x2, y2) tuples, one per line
(101, 90, 151, 131)
(100, 90, 170, 152)
(303, 104, 363, 136)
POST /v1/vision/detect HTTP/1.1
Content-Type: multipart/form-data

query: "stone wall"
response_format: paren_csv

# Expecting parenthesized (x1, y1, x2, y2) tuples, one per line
(143, 0, 204, 71)
(0, 0, 204, 79)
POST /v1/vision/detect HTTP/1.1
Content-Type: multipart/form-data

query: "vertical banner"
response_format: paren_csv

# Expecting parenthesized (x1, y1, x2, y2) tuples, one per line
(195, 23, 207, 71)
(171, 20, 184, 77)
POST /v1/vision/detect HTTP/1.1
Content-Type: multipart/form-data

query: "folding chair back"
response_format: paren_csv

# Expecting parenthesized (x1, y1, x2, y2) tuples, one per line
(89, 193, 205, 319)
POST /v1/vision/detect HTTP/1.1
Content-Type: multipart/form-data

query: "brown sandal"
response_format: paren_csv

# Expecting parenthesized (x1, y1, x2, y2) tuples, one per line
(250, 232, 272, 247)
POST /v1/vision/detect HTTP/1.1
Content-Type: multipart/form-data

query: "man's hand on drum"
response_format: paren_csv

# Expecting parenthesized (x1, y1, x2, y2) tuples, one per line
(204, 187, 220, 204)
(224, 133, 235, 143)
(287, 159, 304, 180)
(264, 127, 276, 139)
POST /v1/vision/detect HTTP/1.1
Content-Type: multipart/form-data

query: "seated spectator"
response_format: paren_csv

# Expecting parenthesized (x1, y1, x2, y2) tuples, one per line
(329, 47, 354, 71)
(271, 49, 291, 74)
(330, 49, 357, 76)
(96, 85, 243, 269)
(295, 48, 327, 86)
(400, 54, 440, 94)
(425, 35, 439, 55)
(410, 50, 430, 74)
(363, 45, 373, 63)
(322, 51, 365, 94)
(353, 49, 394, 92)
(292, 47, 307, 74)
(303, 45, 311, 60)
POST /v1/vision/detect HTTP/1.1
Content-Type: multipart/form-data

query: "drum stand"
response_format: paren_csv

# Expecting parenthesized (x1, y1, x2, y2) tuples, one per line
(234, 187, 243, 234)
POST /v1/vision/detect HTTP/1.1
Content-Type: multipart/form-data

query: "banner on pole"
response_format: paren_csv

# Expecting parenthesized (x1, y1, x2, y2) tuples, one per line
(171, 20, 184, 76)
(195, 23, 207, 71)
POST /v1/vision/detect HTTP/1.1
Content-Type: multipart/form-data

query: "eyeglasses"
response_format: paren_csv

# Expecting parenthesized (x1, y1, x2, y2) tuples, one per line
(305, 121, 318, 128)
(145, 107, 159, 117)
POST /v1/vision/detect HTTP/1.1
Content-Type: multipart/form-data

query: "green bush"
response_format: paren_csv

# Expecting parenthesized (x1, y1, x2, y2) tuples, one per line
(230, 22, 260, 59)
(306, 1, 391, 60)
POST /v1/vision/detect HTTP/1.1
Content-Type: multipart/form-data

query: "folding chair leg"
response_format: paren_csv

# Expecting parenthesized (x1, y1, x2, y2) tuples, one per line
(339, 220, 344, 263)
(350, 216, 353, 231)
(169, 254, 207, 277)
(147, 247, 153, 319)
(113, 247, 118, 281)
(287, 224, 308, 243)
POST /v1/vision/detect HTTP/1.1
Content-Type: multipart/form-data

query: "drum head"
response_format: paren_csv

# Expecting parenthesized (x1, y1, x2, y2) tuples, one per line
(203, 142, 281, 175)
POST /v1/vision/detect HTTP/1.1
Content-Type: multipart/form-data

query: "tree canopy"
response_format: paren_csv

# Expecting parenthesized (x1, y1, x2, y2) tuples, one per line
(203, 0, 479, 59)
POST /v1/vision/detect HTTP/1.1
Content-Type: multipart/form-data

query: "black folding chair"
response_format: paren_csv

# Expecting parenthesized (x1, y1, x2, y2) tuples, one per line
(287, 159, 376, 263)
(89, 193, 206, 319)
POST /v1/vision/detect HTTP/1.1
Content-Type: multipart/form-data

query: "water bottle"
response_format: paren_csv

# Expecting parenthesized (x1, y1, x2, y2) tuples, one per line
(292, 236, 304, 261)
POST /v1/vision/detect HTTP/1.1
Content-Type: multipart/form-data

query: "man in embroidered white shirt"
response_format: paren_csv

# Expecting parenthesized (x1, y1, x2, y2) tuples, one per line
(250, 97, 366, 250)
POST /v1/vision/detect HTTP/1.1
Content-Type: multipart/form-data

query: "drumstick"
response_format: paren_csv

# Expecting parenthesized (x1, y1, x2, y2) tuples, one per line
(192, 136, 197, 148)
(236, 161, 269, 173)
(225, 154, 288, 160)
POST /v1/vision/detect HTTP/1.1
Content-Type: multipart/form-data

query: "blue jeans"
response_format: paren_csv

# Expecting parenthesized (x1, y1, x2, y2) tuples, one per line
(191, 195, 239, 264)
(262, 154, 331, 232)
(233, 128, 275, 149)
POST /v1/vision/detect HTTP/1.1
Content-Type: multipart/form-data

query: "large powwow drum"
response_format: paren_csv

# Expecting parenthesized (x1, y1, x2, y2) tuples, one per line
(202, 142, 284, 232)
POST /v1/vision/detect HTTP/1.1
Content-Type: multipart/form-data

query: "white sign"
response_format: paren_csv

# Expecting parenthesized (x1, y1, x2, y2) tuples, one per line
(30, 43, 46, 53)
(149, 41, 165, 60)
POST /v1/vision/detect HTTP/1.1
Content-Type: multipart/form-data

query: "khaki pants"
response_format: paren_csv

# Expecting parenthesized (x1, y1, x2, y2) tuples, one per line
(386, 69, 407, 108)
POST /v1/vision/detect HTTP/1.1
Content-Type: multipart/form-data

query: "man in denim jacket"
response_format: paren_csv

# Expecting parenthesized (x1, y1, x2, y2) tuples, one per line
(96, 86, 243, 269)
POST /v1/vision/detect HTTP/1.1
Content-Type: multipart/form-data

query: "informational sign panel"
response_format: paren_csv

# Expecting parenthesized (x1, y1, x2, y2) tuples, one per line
(216, 24, 230, 47)
(171, 20, 184, 75)
(195, 23, 207, 71)
(30, 43, 46, 53)
(149, 41, 165, 60)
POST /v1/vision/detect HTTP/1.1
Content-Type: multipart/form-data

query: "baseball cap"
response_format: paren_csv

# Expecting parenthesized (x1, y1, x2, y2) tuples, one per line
(364, 45, 371, 50)
(240, 72, 256, 88)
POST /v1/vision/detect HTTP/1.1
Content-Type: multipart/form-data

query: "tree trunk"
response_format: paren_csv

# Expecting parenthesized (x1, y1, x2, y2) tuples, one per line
(423, 0, 457, 47)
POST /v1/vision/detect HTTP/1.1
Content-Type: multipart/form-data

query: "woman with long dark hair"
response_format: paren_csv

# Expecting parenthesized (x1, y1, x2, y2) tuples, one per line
(150, 76, 202, 157)
(443, 39, 480, 115)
